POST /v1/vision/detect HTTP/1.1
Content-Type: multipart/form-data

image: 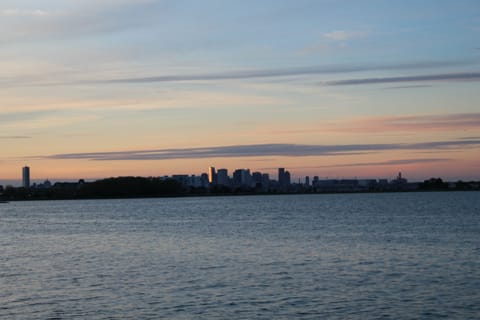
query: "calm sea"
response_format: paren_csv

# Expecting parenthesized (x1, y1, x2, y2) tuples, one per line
(1, 192, 479, 319)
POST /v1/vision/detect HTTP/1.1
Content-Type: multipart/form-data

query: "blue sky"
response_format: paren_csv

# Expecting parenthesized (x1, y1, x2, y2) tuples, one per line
(1, 0, 480, 183)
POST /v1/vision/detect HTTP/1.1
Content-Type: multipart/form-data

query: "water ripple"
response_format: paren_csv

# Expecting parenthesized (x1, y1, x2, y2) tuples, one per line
(0, 192, 479, 319)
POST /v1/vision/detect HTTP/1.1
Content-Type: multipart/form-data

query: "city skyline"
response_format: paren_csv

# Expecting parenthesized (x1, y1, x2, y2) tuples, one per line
(3, 163, 478, 200)
(1, 1, 480, 182)
(1, 163, 474, 189)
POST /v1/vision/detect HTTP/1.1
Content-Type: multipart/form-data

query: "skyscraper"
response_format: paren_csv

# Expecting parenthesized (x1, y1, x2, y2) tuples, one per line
(22, 166, 30, 188)
(216, 169, 229, 186)
(208, 166, 217, 185)
(278, 167, 291, 191)
(278, 168, 285, 182)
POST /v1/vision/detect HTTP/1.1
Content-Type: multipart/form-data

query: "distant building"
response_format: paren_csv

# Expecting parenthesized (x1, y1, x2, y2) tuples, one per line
(200, 173, 209, 188)
(358, 179, 377, 190)
(233, 169, 242, 187)
(172, 175, 189, 186)
(261, 173, 270, 189)
(241, 169, 252, 187)
(312, 176, 319, 188)
(188, 175, 203, 188)
(305, 176, 310, 186)
(22, 166, 30, 188)
(392, 172, 407, 185)
(252, 172, 262, 187)
(208, 166, 217, 185)
(278, 168, 285, 182)
(217, 169, 229, 186)
(232, 169, 252, 188)
(36, 180, 52, 189)
(278, 168, 291, 191)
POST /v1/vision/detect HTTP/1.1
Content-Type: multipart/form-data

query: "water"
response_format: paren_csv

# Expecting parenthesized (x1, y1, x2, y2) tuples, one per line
(1, 192, 479, 319)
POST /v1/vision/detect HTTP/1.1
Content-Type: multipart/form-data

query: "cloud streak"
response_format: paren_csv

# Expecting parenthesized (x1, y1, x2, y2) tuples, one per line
(0, 135, 31, 139)
(323, 72, 480, 86)
(99, 60, 478, 84)
(317, 158, 452, 168)
(323, 30, 367, 41)
(270, 113, 480, 135)
(383, 84, 433, 90)
(42, 139, 480, 161)
(345, 113, 480, 133)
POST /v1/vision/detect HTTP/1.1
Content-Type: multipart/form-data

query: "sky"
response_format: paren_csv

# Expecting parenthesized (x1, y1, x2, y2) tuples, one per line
(1, 0, 480, 184)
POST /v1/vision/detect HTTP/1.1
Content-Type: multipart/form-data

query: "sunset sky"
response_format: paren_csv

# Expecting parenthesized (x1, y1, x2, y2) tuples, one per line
(1, 0, 480, 184)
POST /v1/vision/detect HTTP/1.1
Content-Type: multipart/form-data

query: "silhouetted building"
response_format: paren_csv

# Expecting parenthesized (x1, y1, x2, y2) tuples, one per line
(305, 176, 310, 186)
(278, 168, 285, 182)
(36, 180, 52, 189)
(22, 166, 30, 189)
(394, 172, 407, 184)
(172, 175, 189, 186)
(233, 169, 243, 187)
(278, 168, 291, 191)
(200, 173, 209, 188)
(252, 171, 261, 183)
(252, 172, 262, 188)
(358, 179, 377, 190)
(312, 176, 319, 188)
(232, 169, 251, 188)
(217, 169, 229, 186)
(241, 169, 252, 187)
(208, 166, 217, 185)
(378, 179, 388, 185)
(189, 175, 203, 188)
(261, 174, 270, 191)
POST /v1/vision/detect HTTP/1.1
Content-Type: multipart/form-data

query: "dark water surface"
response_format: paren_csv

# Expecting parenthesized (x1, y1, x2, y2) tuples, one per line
(1, 192, 479, 319)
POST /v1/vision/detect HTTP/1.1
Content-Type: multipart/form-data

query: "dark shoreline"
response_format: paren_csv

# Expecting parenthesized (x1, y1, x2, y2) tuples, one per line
(1, 176, 478, 202)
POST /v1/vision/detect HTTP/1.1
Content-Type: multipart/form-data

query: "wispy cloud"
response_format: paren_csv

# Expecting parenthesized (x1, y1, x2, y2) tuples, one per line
(269, 113, 480, 135)
(323, 30, 367, 41)
(0, 109, 99, 130)
(100, 61, 479, 84)
(383, 84, 433, 90)
(0, 135, 31, 139)
(359, 113, 480, 132)
(259, 158, 453, 171)
(323, 72, 480, 86)
(41, 139, 480, 161)
(317, 158, 452, 168)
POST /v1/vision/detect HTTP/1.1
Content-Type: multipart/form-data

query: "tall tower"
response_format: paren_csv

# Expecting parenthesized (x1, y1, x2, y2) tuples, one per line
(278, 168, 285, 183)
(22, 166, 30, 188)
(278, 168, 290, 191)
(208, 166, 217, 185)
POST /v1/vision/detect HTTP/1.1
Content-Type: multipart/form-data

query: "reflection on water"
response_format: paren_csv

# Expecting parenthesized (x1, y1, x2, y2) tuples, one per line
(1, 192, 479, 319)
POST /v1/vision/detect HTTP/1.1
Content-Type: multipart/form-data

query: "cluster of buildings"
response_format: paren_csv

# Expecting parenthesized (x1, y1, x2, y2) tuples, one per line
(4, 165, 477, 195)
(2, 165, 412, 193)
(21, 166, 52, 189)
(168, 166, 292, 192)
(0, 166, 51, 193)
(165, 167, 413, 192)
